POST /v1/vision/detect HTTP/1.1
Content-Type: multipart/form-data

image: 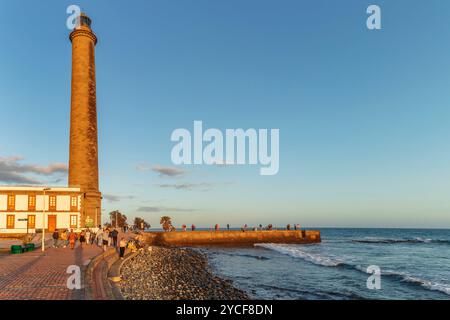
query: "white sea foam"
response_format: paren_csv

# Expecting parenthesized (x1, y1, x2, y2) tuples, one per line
(255, 243, 343, 267)
(382, 270, 450, 296)
(352, 237, 449, 244)
(256, 243, 450, 296)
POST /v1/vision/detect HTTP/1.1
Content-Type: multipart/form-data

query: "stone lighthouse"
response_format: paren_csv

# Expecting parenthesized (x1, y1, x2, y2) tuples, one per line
(68, 13, 102, 227)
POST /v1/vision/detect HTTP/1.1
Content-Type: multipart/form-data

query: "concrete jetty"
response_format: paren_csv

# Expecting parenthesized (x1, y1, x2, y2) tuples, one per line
(142, 230, 321, 246)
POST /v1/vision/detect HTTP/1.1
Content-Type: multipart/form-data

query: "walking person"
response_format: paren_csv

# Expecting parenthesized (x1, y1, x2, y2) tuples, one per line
(52, 229, 59, 248)
(227, 224, 230, 230)
(79, 230, 86, 249)
(107, 228, 113, 247)
(85, 229, 91, 245)
(287, 224, 291, 230)
(68, 229, 77, 250)
(96, 228, 103, 246)
(215, 224, 219, 231)
(61, 229, 68, 248)
(119, 237, 127, 259)
(102, 228, 109, 252)
(111, 228, 119, 247)
(191, 224, 196, 231)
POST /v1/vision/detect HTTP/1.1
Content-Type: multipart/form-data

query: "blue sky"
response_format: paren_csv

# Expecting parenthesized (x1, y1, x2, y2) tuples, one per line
(1, 0, 450, 228)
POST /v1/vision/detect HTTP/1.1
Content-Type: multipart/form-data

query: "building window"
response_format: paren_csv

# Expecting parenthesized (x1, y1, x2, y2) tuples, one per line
(70, 196, 78, 211)
(7, 195, 15, 211)
(27, 215, 36, 229)
(6, 215, 15, 229)
(49, 195, 57, 211)
(28, 195, 36, 211)
(70, 215, 78, 228)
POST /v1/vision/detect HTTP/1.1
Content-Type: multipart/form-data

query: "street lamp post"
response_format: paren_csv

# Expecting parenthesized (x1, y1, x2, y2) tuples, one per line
(41, 187, 51, 252)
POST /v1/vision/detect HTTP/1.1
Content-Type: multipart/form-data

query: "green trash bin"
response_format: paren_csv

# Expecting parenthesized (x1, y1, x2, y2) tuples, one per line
(10, 245, 23, 254)
(25, 243, 35, 252)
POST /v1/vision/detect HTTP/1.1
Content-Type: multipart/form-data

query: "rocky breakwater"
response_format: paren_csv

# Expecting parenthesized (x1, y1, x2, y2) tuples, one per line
(118, 246, 249, 300)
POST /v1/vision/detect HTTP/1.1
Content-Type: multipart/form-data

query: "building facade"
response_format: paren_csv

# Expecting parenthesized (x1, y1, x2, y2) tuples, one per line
(0, 187, 84, 236)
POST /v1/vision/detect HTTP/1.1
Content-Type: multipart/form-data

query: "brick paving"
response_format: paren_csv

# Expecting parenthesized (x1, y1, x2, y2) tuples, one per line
(0, 243, 102, 300)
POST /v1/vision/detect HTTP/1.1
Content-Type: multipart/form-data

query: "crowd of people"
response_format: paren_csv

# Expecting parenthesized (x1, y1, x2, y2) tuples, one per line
(51, 225, 144, 259)
(172, 223, 302, 232)
(50, 222, 302, 255)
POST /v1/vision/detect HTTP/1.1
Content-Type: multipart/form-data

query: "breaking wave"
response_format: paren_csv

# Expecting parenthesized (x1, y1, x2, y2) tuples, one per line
(255, 243, 450, 296)
(255, 243, 345, 267)
(351, 237, 450, 244)
(382, 271, 450, 296)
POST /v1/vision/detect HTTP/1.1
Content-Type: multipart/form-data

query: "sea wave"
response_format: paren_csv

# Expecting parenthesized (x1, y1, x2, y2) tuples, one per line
(351, 237, 450, 244)
(255, 243, 345, 267)
(258, 284, 366, 300)
(256, 243, 450, 296)
(206, 250, 271, 261)
(382, 271, 450, 296)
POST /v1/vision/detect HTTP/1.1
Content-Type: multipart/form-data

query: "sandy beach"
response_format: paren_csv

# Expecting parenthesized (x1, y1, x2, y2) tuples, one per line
(118, 246, 249, 300)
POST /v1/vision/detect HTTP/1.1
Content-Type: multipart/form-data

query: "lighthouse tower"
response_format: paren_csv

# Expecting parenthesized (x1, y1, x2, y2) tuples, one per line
(68, 13, 102, 227)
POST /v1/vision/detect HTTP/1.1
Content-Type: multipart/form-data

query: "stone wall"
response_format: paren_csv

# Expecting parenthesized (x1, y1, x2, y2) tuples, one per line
(142, 230, 321, 246)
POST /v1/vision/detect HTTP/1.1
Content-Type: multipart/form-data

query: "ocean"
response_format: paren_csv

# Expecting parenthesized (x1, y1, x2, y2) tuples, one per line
(197, 228, 450, 300)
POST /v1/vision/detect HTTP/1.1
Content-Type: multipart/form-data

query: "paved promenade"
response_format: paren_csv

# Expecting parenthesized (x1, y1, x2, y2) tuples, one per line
(0, 243, 102, 300)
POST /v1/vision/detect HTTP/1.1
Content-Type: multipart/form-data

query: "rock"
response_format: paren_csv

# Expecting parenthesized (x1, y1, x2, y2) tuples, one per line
(118, 246, 249, 300)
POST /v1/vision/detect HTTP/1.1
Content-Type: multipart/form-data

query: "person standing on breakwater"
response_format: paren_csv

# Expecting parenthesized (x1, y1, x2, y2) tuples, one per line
(182, 224, 187, 231)
(215, 224, 219, 231)
(119, 237, 127, 259)
(287, 224, 291, 230)
(227, 224, 230, 230)
(191, 224, 196, 231)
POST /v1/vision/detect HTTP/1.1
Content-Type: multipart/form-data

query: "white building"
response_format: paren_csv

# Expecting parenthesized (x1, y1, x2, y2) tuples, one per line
(0, 187, 83, 236)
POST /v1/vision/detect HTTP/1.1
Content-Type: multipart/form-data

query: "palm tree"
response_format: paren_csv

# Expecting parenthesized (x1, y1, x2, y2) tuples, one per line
(160, 216, 172, 232)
